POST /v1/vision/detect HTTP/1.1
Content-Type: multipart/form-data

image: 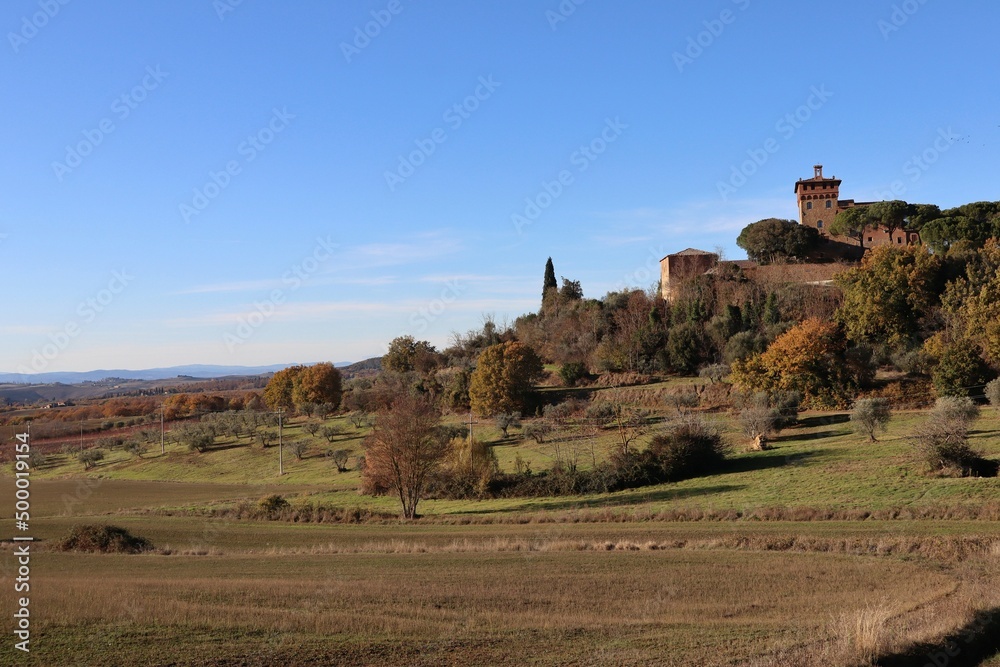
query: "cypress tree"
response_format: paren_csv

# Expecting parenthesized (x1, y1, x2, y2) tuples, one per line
(542, 257, 557, 301)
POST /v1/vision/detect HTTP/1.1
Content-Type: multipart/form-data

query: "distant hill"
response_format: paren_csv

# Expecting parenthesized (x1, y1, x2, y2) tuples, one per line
(341, 357, 382, 378)
(0, 362, 354, 385)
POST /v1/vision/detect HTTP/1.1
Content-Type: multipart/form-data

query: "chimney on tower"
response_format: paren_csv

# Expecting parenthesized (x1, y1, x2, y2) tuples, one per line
(814, 164, 824, 179)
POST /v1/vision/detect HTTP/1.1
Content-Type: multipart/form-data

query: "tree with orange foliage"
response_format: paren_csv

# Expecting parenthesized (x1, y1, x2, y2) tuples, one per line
(291, 362, 342, 409)
(730, 318, 872, 408)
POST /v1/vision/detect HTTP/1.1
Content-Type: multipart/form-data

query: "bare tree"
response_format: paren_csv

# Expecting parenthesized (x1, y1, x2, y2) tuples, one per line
(362, 393, 448, 519)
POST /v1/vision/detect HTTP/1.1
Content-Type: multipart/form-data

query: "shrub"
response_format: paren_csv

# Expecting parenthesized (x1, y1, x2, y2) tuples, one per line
(772, 390, 802, 428)
(303, 421, 321, 436)
(930, 396, 980, 425)
(698, 363, 730, 384)
(290, 441, 309, 460)
(985, 378, 1000, 407)
(328, 448, 351, 472)
(913, 399, 995, 477)
(645, 417, 728, 481)
(523, 422, 552, 443)
(664, 389, 699, 413)
(432, 438, 499, 498)
(851, 398, 891, 442)
(542, 402, 575, 425)
(124, 439, 148, 458)
(913, 419, 985, 476)
(348, 411, 371, 429)
(320, 425, 342, 443)
(585, 402, 615, 425)
(559, 362, 589, 387)
(436, 424, 470, 442)
(78, 449, 105, 470)
(494, 412, 521, 438)
(27, 450, 46, 468)
(258, 494, 290, 516)
(738, 404, 779, 450)
(56, 524, 153, 554)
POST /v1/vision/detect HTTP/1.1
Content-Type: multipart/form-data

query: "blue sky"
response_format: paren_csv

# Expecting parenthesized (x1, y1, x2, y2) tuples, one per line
(1, 0, 997, 373)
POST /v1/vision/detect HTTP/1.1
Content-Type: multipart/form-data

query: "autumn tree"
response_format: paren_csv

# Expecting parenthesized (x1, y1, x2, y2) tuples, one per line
(940, 239, 1000, 364)
(469, 341, 545, 417)
(736, 218, 820, 264)
(361, 393, 448, 519)
(263, 366, 302, 411)
(292, 363, 343, 409)
(730, 318, 871, 408)
(264, 363, 342, 412)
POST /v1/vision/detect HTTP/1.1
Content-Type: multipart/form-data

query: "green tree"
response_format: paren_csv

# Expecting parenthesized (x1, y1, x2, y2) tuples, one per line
(829, 206, 872, 248)
(865, 200, 913, 239)
(850, 398, 891, 442)
(469, 341, 545, 417)
(931, 338, 994, 398)
(543, 257, 557, 301)
(382, 336, 440, 374)
(559, 277, 583, 301)
(835, 244, 943, 348)
(735, 218, 820, 264)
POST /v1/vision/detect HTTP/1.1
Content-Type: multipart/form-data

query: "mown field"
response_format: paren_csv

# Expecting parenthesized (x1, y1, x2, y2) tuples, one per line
(2, 394, 1000, 666)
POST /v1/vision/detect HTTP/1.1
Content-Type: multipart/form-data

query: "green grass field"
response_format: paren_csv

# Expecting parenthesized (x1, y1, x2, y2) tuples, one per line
(3, 401, 1000, 665)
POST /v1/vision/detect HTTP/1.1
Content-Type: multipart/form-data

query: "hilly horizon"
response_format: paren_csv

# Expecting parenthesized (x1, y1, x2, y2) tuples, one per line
(0, 361, 357, 386)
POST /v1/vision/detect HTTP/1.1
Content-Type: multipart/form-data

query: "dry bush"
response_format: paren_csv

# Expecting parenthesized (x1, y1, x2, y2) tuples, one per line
(834, 600, 895, 664)
(56, 524, 153, 554)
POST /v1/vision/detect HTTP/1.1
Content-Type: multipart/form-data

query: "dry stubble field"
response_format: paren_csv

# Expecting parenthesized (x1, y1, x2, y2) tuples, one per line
(2, 405, 1000, 666)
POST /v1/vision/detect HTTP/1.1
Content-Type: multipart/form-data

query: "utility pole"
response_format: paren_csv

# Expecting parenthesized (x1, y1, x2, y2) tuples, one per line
(160, 407, 165, 455)
(278, 409, 284, 476)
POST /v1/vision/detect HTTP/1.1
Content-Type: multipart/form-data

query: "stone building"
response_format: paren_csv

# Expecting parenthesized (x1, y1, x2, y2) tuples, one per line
(794, 165, 920, 247)
(659, 248, 755, 301)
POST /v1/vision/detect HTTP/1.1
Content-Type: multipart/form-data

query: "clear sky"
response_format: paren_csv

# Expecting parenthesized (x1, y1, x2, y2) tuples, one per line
(2, 0, 997, 373)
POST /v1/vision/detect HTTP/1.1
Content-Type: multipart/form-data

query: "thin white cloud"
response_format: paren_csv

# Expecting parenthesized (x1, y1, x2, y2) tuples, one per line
(174, 232, 461, 295)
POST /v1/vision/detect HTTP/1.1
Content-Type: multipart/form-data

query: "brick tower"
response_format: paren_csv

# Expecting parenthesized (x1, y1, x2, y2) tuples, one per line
(794, 165, 840, 235)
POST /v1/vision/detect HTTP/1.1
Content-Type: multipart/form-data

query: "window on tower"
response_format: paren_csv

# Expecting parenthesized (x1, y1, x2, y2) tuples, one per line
(825, 200, 832, 208)
(806, 202, 813, 210)
(817, 220, 823, 228)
